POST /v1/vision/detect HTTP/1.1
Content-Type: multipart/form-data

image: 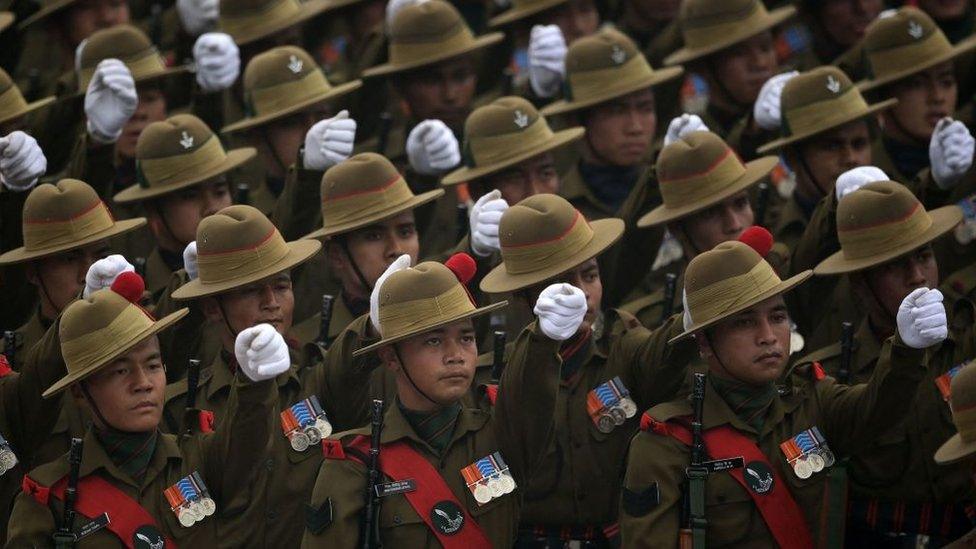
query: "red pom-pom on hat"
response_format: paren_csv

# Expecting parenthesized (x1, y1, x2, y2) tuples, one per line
(445, 253, 477, 285)
(110, 271, 146, 304)
(739, 226, 774, 258)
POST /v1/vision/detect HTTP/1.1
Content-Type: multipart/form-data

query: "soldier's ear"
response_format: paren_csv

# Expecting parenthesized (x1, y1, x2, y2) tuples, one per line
(200, 297, 222, 323)
(324, 240, 345, 270)
(376, 345, 399, 371)
(695, 332, 713, 359)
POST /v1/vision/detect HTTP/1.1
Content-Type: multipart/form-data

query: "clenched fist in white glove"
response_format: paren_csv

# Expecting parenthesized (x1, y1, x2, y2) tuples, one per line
(897, 287, 947, 349)
(193, 32, 239, 92)
(178, 0, 218, 37)
(664, 114, 710, 147)
(183, 241, 198, 280)
(835, 166, 888, 202)
(753, 71, 798, 131)
(469, 190, 509, 257)
(303, 110, 357, 171)
(528, 24, 567, 99)
(0, 131, 47, 191)
(84, 254, 135, 298)
(930, 118, 975, 189)
(534, 283, 587, 341)
(85, 59, 137, 144)
(406, 120, 460, 176)
(369, 254, 412, 333)
(235, 324, 290, 382)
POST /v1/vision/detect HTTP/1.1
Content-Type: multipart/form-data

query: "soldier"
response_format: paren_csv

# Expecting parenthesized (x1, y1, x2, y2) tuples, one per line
(6, 275, 286, 546)
(0, 67, 54, 136)
(934, 362, 976, 548)
(791, 0, 883, 70)
(620, 238, 947, 546)
(217, 0, 333, 61)
(302, 258, 556, 547)
(794, 180, 972, 546)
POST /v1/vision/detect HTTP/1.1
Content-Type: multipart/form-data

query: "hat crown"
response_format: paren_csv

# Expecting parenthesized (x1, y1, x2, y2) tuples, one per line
(782, 66, 856, 112)
(376, 261, 477, 339)
(134, 114, 233, 194)
(0, 67, 14, 94)
(657, 131, 749, 209)
(497, 194, 596, 276)
(950, 363, 976, 442)
(836, 181, 934, 261)
(194, 205, 293, 286)
(390, 0, 468, 45)
(862, 7, 952, 81)
(220, 0, 291, 17)
(60, 290, 150, 348)
(680, 0, 769, 46)
(566, 29, 642, 73)
(0, 66, 31, 122)
(79, 24, 155, 70)
(462, 96, 558, 170)
(23, 179, 103, 222)
(318, 153, 425, 233)
(138, 114, 218, 160)
(59, 289, 157, 378)
(244, 46, 320, 92)
(321, 153, 402, 201)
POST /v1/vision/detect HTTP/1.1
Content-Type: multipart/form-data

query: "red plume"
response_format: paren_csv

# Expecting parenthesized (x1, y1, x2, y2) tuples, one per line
(739, 226, 774, 258)
(111, 271, 145, 304)
(445, 253, 477, 285)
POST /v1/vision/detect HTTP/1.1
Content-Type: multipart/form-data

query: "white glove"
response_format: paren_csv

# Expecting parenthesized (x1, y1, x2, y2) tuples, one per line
(753, 71, 798, 131)
(664, 114, 710, 147)
(0, 131, 47, 191)
(528, 25, 567, 99)
(835, 166, 888, 202)
(406, 120, 460, 176)
(534, 283, 587, 341)
(177, 0, 218, 37)
(193, 32, 239, 92)
(84, 59, 137, 144)
(84, 254, 135, 298)
(385, 0, 427, 29)
(369, 254, 412, 333)
(896, 287, 948, 349)
(183, 241, 198, 280)
(681, 288, 692, 332)
(469, 190, 509, 257)
(303, 110, 357, 171)
(234, 324, 290, 381)
(930, 118, 975, 189)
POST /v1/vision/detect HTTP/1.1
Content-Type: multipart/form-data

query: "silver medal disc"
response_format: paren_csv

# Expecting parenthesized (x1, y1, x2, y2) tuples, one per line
(807, 453, 825, 473)
(488, 476, 505, 498)
(793, 457, 813, 480)
(473, 483, 492, 504)
(200, 497, 217, 517)
(315, 418, 332, 439)
(0, 450, 15, 471)
(290, 431, 310, 452)
(178, 507, 196, 528)
(819, 447, 836, 468)
(305, 427, 321, 445)
(597, 414, 615, 433)
(498, 472, 516, 494)
(609, 407, 626, 426)
(619, 398, 637, 418)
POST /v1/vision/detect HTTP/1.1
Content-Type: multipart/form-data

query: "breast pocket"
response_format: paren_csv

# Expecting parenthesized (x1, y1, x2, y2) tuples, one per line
(379, 493, 427, 541)
(849, 426, 910, 487)
(704, 473, 757, 545)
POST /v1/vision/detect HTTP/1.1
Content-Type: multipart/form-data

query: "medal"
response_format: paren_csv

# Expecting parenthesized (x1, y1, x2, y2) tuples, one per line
(498, 471, 516, 494)
(304, 426, 322, 445)
(597, 414, 614, 433)
(806, 453, 825, 473)
(462, 452, 516, 505)
(473, 483, 492, 504)
(809, 427, 835, 468)
(290, 431, 310, 452)
(281, 397, 333, 452)
(177, 507, 196, 528)
(619, 397, 637, 419)
(778, 438, 808, 479)
(609, 406, 626, 426)
(793, 456, 813, 479)
(0, 434, 16, 475)
(487, 475, 505, 498)
(609, 377, 637, 419)
(587, 381, 625, 433)
(190, 473, 217, 518)
(818, 447, 836, 468)
(314, 417, 332, 439)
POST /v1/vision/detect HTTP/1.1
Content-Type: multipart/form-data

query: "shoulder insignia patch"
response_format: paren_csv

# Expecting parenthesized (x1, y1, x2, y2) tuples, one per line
(321, 439, 346, 460)
(811, 362, 826, 381)
(640, 413, 669, 436)
(198, 410, 215, 433)
(622, 483, 660, 517)
(22, 475, 50, 506)
(0, 355, 11, 377)
(305, 498, 334, 535)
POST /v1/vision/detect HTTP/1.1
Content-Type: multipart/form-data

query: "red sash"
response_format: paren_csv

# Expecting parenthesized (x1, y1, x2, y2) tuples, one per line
(646, 416, 813, 549)
(23, 474, 177, 549)
(344, 437, 492, 549)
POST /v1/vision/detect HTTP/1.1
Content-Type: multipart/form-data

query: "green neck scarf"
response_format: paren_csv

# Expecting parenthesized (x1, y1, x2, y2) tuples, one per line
(710, 375, 777, 433)
(95, 427, 158, 484)
(399, 400, 461, 456)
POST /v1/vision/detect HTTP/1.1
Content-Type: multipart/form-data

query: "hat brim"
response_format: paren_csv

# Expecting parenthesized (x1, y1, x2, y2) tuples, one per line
(0, 217, 148, 265)
(0, 95, 56, 127)
(540, 67, 686, 117)
(353, 301, 508, 357)
(0, 12, 14, 33)
(171, 239, 321, 299)
(637, 155, 779, 228)
(488, 0, 569, 27)
(113, 147, 258, 204)
(224, 0, 336, 46)
(663, 5, 797, 66)
(221, 80, 362, 134)
(756, 99, 897, 154)
(17, 0, 74, 29)
(362, 33, 504, 78)
(669, 269, 813, 345)
(303, 188, 445, 240)
(442, 127, 585, 186)
(935, 432, 976, 464)
(42, 307, 189, 398)
(480, 218, 624, 293)
(856, 34, 976, 93)
(814, 205, 962, 276)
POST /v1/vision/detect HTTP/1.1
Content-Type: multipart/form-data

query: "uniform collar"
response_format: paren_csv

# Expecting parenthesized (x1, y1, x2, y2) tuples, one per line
(205, 347, 301, 401)
(79, 428, 181, 490)
(380, 398, 490, 455)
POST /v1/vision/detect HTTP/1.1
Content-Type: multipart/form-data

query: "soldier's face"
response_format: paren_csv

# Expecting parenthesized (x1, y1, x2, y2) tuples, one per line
(27, 241, 110, 317)
(76, 336, 166, 433)
(525, 258, 603, 332)
(381, 320, 478, 411)
(793, 120, 872, 199)
(881, 62, 957, 144)
(481, 153, 560, 205)
(399, 57, 477, 132)
(697, 296, 791, 385)
(64, 0, 130, 46)
(327, 212, 420, 300)
(117, 88, 167, 159)
(860, 244, 939, 319)
(676, 191, 753, 256)
(148, 179, 232, 252)
(629, 0, 680, 23)
(205, 272, 295, 344)
(919, 0, 971, 21)
(582, 88, 656, 167)
(818, 0, 883, 49)
(541, 0, 600, 44)
(705, 31, 778, 107)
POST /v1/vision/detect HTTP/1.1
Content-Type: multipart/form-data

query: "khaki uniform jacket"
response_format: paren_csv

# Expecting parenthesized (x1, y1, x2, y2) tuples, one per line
(621, 335, 926, 547)
(7, 374, 277, 548)
(301, 321, 562, 548)
(291, 291, 357, 348)
(2, 308, 47, 371)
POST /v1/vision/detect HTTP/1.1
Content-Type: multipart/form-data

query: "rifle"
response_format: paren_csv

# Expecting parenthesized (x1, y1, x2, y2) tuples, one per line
(3, 331, 15, 367)
(362, 399, 384, 549)
(679, 373, 707, 549)
(490, 331, 506, 383)
(837, 322, 854, 385)
(376, 112, 393, 157)
(661, 273, 678, 324)
(317, 294, 335, 349)
(755, 182, 771, 228)
(456, 203, 469, 244)
(183, 359, 201, 436)
(52, 438, 84, 548)
(235, 183, 250, 206)
(133, 257, 147, 279)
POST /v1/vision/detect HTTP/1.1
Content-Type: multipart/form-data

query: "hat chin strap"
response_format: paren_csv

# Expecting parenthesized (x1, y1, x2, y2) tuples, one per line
(216, 297, 241, 343)
(339, 238, 374, 294)
(81, 381, 119, 432)
(393, 344, 450, 409)
(795, 148, 830, 200)
(706, 58, 751, 112)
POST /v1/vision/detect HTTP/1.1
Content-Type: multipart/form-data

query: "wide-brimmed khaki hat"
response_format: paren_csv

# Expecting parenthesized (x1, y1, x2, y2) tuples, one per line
(44, 283, 188, 397)
(488, 0, 570, 27)
(354, 260, 507, 356)
(0, 12, 14, 33)
(76, 25, 186, 93)
(935, 362, 976, 464)
(0, 179, 147, 266)
(638, 131, 777, 228)
(114, 114, 256, 204)
(481, 194, 623, 293)
(219, 0, 334, 46)
(664, 0, 796, 66)
(304, 153, 444, 240)
(758, 66, 897, 154)
(541, 28, 684, 117)
(442, 96, 584, 186)
(363, 0, 503, 78)
(0, 67, 54, 126)
(222, 46, 362, 134)
(171, 205, 321, 300)
(672, 240, 812, 343)
(18, 0, 74, 29)
(814, 181, 962, 275)
(857, 7, 976, 93)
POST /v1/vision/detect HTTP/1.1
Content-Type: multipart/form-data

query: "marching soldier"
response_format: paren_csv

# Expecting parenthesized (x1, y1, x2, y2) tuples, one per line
(934, 361, 976, 547)
(791, 0, 882, 71)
